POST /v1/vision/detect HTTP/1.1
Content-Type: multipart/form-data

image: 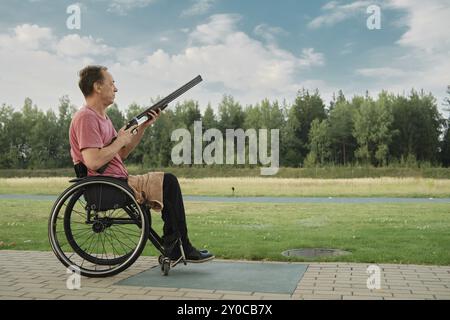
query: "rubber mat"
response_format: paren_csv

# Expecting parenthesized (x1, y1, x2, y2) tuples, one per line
(116, 261, 308, 294)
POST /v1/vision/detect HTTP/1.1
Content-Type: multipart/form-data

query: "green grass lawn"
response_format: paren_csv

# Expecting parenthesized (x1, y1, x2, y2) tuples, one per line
(1, 199, 449, 265)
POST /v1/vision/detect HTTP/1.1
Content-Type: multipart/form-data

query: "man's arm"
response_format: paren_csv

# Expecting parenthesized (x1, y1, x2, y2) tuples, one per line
(118, 127, 145, 160)
(82, 125, 136, 171)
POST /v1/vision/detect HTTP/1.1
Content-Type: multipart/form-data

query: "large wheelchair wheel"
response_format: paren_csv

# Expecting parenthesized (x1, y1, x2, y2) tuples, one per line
(48, 178, 150, 278)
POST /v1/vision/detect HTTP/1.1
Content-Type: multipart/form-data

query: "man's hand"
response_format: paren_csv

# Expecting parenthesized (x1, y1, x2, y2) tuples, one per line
(116, 108, 162, 160)
(116, 124, 139, 147)
(141, 108, 162, 129)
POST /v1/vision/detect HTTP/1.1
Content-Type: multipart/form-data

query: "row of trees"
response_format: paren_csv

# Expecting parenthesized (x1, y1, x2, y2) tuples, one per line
(1, 87, 449, 169)
(302, 90, 445, 167)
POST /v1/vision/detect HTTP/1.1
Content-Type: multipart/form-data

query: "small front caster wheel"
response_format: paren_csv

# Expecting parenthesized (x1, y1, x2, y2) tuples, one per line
(161, 258, 170, 276)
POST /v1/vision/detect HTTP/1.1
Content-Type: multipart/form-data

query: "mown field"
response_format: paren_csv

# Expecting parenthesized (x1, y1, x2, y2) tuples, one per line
(1, 176, 450, 198)
(2, 166, 450, 179)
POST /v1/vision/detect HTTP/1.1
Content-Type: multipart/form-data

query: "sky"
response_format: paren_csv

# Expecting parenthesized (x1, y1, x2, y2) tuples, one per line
(0, 0, 449, 114)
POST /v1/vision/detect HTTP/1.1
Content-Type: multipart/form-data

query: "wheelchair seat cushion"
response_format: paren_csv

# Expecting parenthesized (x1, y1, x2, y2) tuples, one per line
(81, 176, 136, 211)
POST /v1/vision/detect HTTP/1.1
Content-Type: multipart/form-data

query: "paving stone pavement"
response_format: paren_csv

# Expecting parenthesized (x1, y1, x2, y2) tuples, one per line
(0, 250, 449, 300)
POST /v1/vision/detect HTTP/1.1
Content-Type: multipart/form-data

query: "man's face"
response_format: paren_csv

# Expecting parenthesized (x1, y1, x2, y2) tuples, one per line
(97, 70, 118, 106)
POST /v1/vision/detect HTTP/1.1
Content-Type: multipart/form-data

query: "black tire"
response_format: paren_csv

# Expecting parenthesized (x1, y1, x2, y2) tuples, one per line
(48, 178, 149, 278)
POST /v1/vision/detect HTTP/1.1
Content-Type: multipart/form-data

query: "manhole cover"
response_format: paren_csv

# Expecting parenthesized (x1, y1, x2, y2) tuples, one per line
(281, 248, 351, 258)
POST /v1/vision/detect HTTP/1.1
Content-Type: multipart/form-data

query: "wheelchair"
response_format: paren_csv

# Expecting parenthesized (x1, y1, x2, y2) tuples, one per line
(48, 164, 186, 278)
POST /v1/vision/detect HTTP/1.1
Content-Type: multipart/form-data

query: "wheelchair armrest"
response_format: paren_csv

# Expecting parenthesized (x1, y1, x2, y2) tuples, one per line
(69, 178, 85, 183)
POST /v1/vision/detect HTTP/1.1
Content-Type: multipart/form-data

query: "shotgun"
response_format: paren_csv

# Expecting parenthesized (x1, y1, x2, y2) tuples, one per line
(125, 75, 203, 134)
(97, 75, 203, 174)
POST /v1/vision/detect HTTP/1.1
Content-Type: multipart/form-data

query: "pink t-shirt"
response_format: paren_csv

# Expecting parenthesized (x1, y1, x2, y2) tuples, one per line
(69, 106, 128, 178)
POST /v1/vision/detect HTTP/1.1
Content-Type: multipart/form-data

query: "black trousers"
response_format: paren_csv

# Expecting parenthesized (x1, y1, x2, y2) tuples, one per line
(161, 173, 190, 247)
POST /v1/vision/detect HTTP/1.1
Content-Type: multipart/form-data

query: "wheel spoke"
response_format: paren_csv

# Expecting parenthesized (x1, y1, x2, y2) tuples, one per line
(110, 226, 140, 246)
(111, 225, 141, 238)
(103, 229, 119, 260)
(108, 227, 136, 251)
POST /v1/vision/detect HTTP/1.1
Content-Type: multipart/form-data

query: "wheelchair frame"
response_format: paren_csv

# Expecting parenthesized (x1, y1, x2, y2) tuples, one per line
(48, 176, 187, 278)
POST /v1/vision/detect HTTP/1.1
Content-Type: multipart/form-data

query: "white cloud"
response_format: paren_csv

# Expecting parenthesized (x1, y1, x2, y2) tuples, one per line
(0, 18, 327, 112)
(0, 24, 53, 50)
(299, 48, 325, 67)
(0, 25, 113, 58)
(254, 24, 288, 43)
(0, 25, 115, 111)
(308, 0, 373, 29)
(357, 0, 450, 108)
(115, 46, 149, 64)
(189, 14, 241, 45)
(56, 34, 112, 57)
(107, 0, 156, 15)
(387, 0, 450, 53)
(181, 0, 216, 17)
(110, 14, 326, 108)
(356, 67, 407, 78)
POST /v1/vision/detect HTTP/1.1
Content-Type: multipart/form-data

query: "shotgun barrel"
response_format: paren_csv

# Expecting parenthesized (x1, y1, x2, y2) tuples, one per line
(125, 75, 203, 131)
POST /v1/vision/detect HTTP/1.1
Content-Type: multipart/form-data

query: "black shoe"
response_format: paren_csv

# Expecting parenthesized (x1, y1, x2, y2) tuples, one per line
(185, 247, 215, 263)
(169, 246, 214, 263)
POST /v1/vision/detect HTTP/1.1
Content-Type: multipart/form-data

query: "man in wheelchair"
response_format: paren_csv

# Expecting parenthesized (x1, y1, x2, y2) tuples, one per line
(69, 65, 214, 264)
